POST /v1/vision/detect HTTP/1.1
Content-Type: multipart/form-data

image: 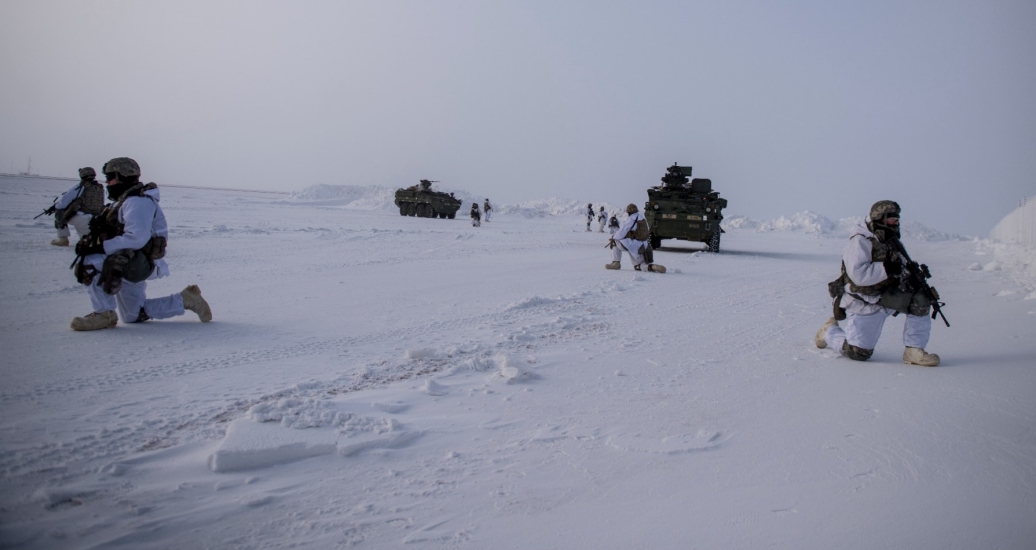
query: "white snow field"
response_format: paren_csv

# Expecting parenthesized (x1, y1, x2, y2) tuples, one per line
(1, 175, 1034, 549)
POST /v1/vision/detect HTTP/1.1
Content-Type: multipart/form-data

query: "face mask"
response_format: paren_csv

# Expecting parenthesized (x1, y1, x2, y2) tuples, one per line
(107, 180, 134, 201)
(868, 220, 901, 242)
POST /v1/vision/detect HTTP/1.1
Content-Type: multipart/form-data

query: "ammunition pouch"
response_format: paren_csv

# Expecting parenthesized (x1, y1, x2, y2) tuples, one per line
(100, 249, 154, 294)
(878, 286, 931, 317)
(141, 236, 167, 260)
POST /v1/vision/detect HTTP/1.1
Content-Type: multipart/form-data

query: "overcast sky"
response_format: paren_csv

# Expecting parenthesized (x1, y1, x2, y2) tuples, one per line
(2, 0, 1033, 235)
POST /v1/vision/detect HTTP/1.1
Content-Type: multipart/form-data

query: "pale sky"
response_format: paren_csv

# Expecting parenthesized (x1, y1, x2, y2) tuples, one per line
(2, 0, 1033, 236)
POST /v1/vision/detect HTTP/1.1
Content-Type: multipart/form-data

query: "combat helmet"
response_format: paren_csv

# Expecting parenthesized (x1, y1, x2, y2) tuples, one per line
(867, 200, 901, 241)
(869, 200, 901, 222)
(78, 167, 96, 180)
(102, 157, 141, 179)
(626, 203, 638, 214)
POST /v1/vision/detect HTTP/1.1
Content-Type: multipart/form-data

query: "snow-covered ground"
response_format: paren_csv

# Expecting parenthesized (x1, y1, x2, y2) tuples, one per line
(1, 176, 1034, 549)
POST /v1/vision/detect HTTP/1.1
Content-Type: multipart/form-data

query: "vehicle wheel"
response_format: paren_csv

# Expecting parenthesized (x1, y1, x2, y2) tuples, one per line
(447, 213, 456, 219)
(708, 229, 721, 252)
(650, 233, 662, 250)
(399, 204, 407, 216)
(407, 204, 417, 216)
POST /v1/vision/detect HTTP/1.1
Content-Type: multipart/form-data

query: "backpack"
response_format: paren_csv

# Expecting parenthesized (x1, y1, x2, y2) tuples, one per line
(630, 217, 650, 241)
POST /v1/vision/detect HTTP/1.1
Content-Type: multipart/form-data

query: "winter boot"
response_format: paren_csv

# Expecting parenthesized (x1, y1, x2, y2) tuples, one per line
(181, 285, 212, 322)
(71, 310, 118, 331)
(903, 347, 940, 367)
(51, 236, 69, 246)
(814, 317, 838, 349)
(647, 264, 666, 273)
(605, 261, 621, 270)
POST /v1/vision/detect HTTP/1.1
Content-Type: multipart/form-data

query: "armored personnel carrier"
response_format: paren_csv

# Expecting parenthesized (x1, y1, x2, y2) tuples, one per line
(643, 164, 728, 252)
(394, 179, 462, 219)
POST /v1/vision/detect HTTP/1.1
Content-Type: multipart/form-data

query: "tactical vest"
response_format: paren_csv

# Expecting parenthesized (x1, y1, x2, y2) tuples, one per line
(630, 217, 650, 241)
(840, 235, 896, 296)
(77, 181, 105, 215)
(92, 182, 167, 260)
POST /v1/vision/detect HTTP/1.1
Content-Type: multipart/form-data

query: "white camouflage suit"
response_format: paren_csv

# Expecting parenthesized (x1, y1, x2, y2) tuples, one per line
(611, 211, 650, 268)
(84, 186, 183, 322)
(54, 183, 94, 240)
(597, 207, 607, 232)
(822, 222, 931, 354)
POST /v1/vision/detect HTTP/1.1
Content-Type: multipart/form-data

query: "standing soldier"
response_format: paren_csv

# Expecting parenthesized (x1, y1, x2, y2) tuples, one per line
(608, 212, 620, 236)
(585, 203, 594, 231)
(49, 167, 105, 246)
(483, 198, 493, 222)
(597, 205, 607, 232)
(606, 204, 665, 273)
(470, 202, 481, 227)
(69, 157, 212, 331)
(815, 200, 941, 366)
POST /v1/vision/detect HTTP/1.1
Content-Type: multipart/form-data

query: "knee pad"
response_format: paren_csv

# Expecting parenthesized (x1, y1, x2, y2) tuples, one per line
(841, 341, 874, 361)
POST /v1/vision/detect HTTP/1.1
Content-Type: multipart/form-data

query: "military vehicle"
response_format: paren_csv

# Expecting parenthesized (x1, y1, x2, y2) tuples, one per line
(394, 179, 462, 219)
(643, 163, 728, 252)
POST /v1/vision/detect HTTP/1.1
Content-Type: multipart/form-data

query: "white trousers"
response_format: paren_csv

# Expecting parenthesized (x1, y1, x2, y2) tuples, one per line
(611, 240, 646, 267)
(84, 254, 185, 322)
(57, 213, 92, 239)
(825, 310, 931, 353)
(598, 219, 606, 231)
(484, 210, 491, 222)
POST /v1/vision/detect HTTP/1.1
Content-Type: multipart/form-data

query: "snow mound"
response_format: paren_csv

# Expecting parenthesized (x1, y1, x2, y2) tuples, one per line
(990, 196, 1036, 247)
(722, 211, 958, 241)
(289, 184, 397, 209)
(496, 198, 620, 219)
(976, 197, 1036, 297)
(247, 397, 351, 429)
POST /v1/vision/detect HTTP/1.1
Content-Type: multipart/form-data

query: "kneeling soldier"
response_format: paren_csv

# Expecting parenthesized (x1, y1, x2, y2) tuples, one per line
(815, 200, 941, 366)
(70, 157, 212, 331)
(50, 167, 105, 246)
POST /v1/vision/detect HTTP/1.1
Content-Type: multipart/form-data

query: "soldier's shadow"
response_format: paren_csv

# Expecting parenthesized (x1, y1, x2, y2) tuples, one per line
(708, 248, 834, 263)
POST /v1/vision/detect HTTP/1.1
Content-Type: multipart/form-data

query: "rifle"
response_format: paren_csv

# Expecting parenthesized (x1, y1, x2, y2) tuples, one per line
(34, 197, 58, 219)
(888, 237, 950, 327)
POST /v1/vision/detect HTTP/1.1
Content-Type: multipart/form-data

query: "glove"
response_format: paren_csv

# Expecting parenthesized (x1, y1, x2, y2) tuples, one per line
(75, 239, 105, 256)
(886, 257, 903, 277)
(44, 206, 57, 215)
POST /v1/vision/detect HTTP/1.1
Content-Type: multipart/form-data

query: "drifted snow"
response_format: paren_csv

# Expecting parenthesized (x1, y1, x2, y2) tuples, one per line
(1, 176, 1034, 549)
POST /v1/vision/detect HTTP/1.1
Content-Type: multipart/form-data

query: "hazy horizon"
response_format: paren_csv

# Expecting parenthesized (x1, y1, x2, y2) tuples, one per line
(2, 0, 1034, 236)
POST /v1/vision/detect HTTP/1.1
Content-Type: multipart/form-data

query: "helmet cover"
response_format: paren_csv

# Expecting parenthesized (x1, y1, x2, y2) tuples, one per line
(869, 200, 901, 222)
(102, 157, 141, 178)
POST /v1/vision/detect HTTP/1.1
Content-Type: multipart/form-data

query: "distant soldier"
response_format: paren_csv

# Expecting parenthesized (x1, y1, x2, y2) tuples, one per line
(585, 203, 594, 231)
(49, 167, 105, 246)
(470, 203, 481, 227)
(69, 157, 212, 331)
(815, 200, 941, 366)
(606, 204, 666, 273)
(608, 213, 620, 236)
(483, 198, 493, 222)
(597, 206, 607, 232)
